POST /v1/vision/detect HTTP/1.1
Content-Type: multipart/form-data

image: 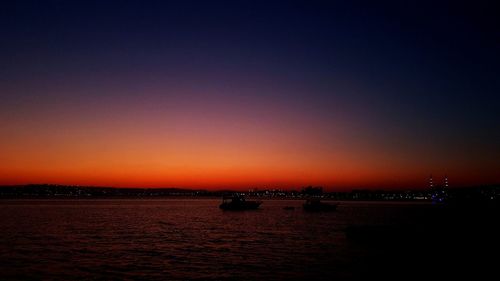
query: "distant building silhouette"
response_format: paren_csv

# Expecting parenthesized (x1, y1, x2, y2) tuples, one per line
(301, 186, 323, 196)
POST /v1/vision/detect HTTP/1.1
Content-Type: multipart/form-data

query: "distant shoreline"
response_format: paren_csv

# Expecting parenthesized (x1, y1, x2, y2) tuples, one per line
(0, 184, 498, 202)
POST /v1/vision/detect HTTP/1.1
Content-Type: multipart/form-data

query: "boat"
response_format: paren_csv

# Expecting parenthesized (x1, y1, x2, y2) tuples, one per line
(302, 198, 338, 212)
(219, 195, 262, 210)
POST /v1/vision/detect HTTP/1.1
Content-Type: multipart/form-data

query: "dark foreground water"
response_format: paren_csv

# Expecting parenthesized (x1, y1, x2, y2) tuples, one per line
(0, 199, 498, 280)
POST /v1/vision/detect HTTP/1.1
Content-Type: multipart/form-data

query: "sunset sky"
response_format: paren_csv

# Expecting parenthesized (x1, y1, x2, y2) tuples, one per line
(1, 1, 499, 190)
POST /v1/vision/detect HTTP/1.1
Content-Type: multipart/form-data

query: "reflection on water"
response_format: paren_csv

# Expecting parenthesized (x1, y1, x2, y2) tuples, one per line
(0, 199, 497, 280)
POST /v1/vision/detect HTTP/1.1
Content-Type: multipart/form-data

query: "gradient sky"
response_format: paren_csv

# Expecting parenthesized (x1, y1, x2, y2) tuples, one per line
(1, 0, 499, 190)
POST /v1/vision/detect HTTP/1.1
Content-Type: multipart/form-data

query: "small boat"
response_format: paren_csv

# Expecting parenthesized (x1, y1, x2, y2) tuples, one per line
(303, 198, 338, 212)
(283, 206, 295, 210)
(219, 195, 262, 210)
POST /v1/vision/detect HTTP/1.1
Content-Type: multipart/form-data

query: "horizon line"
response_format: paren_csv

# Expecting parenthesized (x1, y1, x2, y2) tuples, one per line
(1, 182, 499, 192)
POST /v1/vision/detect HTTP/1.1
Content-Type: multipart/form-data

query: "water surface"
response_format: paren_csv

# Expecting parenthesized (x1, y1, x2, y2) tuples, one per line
(0, 199, 496, 280)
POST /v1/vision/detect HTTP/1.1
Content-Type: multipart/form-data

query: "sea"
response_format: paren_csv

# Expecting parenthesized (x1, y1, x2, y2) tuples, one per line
(0, 199, 497, 280)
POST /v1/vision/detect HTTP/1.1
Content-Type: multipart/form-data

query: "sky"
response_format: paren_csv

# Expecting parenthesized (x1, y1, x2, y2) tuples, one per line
(0, 0, 499, 190)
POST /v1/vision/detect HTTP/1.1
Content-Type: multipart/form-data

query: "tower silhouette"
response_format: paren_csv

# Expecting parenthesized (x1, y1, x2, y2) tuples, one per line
(429, 174, 448, 203)
(428, 174, 449, 188)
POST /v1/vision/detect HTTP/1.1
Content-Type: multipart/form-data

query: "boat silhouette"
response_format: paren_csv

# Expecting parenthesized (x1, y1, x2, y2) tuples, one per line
(219, 195, 262, 210)
(302, 198, 338, 212)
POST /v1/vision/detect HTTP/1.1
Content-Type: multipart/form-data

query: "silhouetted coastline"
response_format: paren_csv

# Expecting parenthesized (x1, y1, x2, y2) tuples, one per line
(1, 184, 498, 205)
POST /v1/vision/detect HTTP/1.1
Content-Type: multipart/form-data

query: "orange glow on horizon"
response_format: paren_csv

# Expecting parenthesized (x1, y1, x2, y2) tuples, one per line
(1, 91, 497, 191)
